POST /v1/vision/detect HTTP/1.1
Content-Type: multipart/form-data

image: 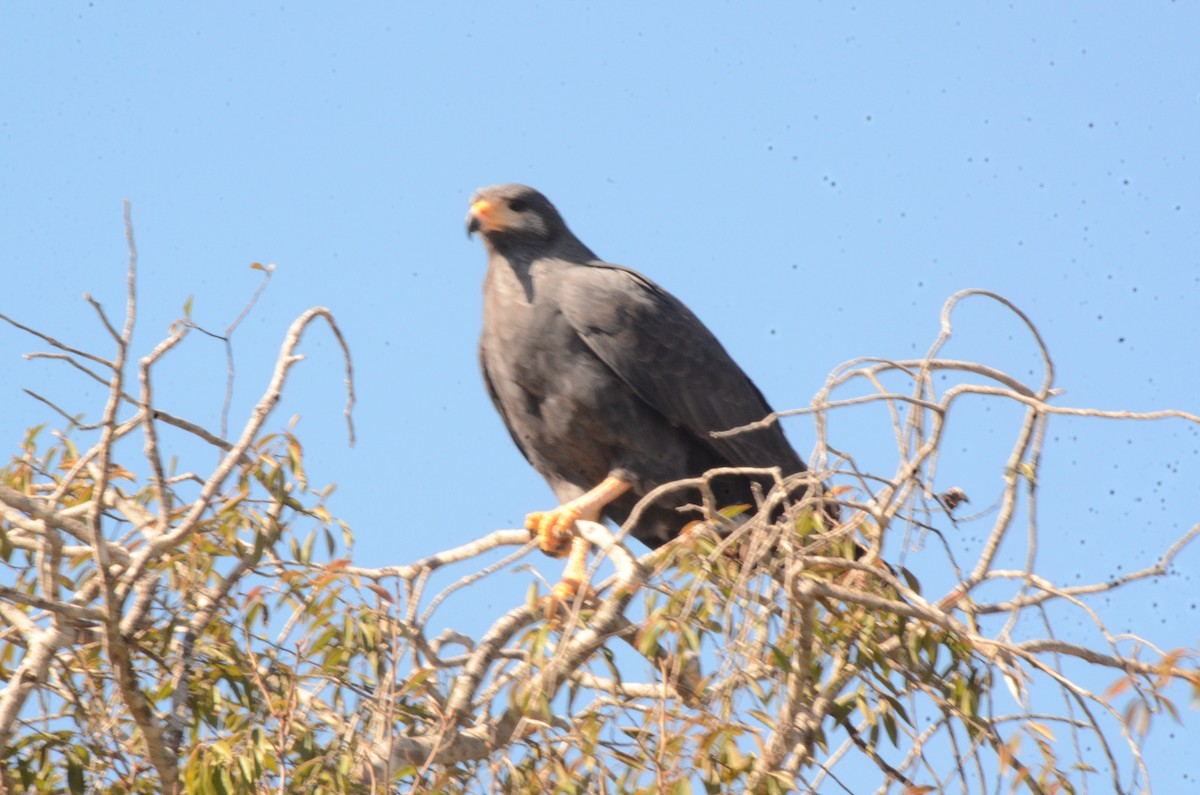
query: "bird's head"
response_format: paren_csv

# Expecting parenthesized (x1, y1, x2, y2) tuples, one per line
(466, 184, 566, 245)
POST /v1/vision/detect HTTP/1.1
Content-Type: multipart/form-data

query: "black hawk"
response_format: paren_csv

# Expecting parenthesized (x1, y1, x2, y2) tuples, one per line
(468, 184, 820, 598)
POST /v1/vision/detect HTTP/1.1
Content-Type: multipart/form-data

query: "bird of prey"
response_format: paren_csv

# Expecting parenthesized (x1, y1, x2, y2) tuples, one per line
(468, 184, 820, 599)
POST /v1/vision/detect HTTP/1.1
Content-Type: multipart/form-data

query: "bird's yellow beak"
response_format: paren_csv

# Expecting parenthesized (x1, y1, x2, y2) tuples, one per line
(466, 198, 492, 237)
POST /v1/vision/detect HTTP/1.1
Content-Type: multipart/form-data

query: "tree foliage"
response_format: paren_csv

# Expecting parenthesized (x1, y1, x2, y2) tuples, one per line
(0, 213, 1196, 793)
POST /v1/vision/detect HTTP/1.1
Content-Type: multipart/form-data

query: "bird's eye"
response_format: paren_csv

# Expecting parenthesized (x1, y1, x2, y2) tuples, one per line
(509, 199, 528, 213)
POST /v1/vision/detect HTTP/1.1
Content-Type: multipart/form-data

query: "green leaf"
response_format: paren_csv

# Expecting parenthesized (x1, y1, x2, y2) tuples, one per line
(301, 528, 316, 563)
(883, 713, 898, 746)
(399, 667, 433, 696)
(769, 644, 792, 673)
(636, 623, 661, 658)
(66, 758, 85, 794)
(1026, 721, 1056, 742)
(747, 709, 775, 728)
(213, 765, 232, 795)
(237, 755, 256, 785)
(718, 503, 751, 519)
(681, 623, 701, 654)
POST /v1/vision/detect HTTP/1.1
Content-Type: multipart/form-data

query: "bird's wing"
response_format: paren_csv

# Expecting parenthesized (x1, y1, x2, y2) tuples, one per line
(558, 262, 805, 471)
(479, 341, 535, 465)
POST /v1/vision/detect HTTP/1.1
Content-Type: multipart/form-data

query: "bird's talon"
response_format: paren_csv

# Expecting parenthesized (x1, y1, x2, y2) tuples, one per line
(551, 578, 580, 601)
(539, 578, 593, 623)
(525, 507, 578, 557)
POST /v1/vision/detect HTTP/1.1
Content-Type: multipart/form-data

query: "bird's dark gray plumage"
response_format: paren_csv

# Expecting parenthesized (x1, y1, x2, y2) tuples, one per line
(468, 184, 811, 553)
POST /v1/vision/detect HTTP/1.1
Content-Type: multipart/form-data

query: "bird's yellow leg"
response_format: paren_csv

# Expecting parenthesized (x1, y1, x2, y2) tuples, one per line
(526, 475, 631, 558)
(540, 536, 599, 622)
(553, 535, 592, 601)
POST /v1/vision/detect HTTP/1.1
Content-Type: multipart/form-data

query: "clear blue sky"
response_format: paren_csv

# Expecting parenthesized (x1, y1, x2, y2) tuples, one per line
(2, 3, 1197, 789)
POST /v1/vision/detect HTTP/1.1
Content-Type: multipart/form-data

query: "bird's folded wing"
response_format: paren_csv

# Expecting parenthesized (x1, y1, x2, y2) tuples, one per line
(559, 262, 805, 472)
